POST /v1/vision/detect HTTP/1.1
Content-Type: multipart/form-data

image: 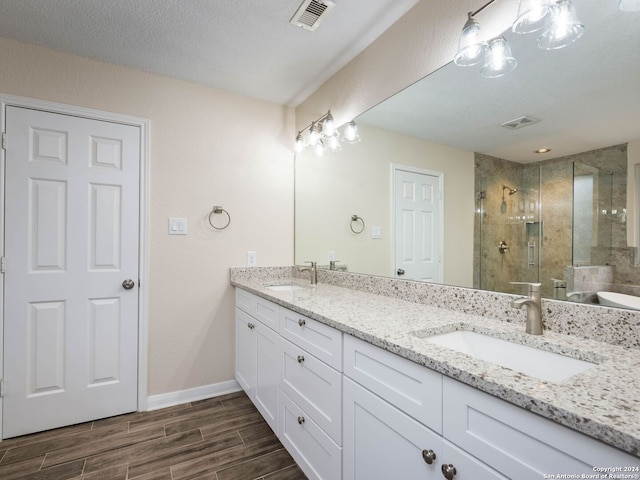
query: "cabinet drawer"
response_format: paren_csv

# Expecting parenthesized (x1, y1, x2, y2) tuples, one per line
(443, 377, 640, 479)
(236, 288, 279, 330)
(344, 334, 442, 434)
(279, 391, 342, 480)
(281, 338, 342, 444)
(280, 309, 342, 371)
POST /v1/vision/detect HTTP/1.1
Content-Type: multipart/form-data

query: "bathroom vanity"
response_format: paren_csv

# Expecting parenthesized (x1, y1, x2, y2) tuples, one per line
(231, 267, 640, 480)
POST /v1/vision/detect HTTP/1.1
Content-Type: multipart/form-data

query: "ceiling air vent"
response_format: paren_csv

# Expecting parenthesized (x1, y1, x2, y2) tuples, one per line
(499, 115, 540, 130)
(290, 0, 336, 32)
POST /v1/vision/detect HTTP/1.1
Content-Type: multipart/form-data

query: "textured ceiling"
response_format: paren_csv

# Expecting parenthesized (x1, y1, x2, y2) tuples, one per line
(357, 0, 640, 163)
(0, 0, 419, 106)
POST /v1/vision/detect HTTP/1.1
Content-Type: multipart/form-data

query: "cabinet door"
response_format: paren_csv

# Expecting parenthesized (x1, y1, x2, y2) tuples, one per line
(343, 377, 441, 480)
(254, 321, 280, 432)
(235, 308, 256, 396)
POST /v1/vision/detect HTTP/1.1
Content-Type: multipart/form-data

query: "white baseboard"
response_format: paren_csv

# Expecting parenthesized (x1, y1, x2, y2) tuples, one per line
(146, 379, 242, 411)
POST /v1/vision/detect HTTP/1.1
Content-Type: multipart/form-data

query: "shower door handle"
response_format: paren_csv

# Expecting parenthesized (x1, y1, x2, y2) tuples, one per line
(397, 269, 405, 276)
(528, 242, 536, 266)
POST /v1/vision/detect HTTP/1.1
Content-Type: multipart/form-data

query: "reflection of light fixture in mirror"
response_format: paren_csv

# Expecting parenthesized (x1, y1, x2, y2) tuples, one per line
(537, 0, 584, 50)
(512, 0, 553, 34)
(294, 110, 357, 154)
(619, 0, 640, 10)
(453, 12, 487, 66)
(480, 36, 517, 78)
(342, 121, 361, 144)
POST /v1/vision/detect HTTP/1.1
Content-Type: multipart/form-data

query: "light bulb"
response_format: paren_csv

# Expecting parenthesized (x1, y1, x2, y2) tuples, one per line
(537, 0, 584, 50)
(342, 121, 360, 144)
(326, 134, 342, 152)
(307, 121, 321, 146)
(480, 36, 517, 78)
(454, 13, 487, 67)
(322, 111, 336, 137)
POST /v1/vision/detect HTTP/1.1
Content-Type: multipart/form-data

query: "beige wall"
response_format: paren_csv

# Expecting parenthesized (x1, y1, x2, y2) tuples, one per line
(295, 124, 474, 286)
(0, 37, 294, 396)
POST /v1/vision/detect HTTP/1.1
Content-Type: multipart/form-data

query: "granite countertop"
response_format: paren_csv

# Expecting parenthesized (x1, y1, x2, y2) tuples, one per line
(231, 274, 640, 458)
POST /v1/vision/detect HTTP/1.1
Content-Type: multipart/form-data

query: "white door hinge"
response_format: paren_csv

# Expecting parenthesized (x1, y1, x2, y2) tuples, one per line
(2, 132, 5, 150)
(1, 256, 5, 274)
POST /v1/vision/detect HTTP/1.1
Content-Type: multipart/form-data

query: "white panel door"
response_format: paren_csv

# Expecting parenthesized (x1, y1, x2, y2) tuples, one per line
(394, 167, 442, 282)
(3, 106, 140, 438)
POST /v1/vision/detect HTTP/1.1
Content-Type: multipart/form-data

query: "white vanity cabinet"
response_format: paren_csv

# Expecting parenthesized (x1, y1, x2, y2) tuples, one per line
(235, 290, 280, 432)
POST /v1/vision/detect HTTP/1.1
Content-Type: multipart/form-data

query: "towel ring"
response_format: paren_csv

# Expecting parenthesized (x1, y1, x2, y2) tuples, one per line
(350, 214, 365, 234)
(208, 206, 231, 230)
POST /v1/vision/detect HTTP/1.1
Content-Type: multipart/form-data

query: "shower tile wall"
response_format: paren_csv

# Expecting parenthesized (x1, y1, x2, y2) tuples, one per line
(474, 144, 637, 301)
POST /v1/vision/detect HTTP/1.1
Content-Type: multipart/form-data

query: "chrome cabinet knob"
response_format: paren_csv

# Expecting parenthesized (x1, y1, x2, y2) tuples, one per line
(298, 318, 306, 327)
(396, 268, 405, 276)
(297, 355, 305, 363)
(122, 279, 135, 290)
(421, 449, 436, 465)
(441, 464, 457, 479)
(297, 416, 305, 425)
(247, 323, 255, 330)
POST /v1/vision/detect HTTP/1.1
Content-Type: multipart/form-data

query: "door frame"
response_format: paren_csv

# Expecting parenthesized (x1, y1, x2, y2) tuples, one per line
(0, 94, 150, 439)
(390, 163, 444, 281)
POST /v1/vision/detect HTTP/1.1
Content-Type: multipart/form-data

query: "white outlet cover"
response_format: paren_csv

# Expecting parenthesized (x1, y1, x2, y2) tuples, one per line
(371, 226, 382, 239)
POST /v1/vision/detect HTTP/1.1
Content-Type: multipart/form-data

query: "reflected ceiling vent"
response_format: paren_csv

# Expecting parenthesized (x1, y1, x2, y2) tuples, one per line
(290, 0, 336, 31)
(499, 115, 540, 130)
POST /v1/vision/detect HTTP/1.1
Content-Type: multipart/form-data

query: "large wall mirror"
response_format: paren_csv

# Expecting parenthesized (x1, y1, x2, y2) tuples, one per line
(295, 0, 640, 308)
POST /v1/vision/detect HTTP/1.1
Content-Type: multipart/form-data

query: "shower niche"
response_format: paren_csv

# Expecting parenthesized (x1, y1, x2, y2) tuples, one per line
(474, 144, 631, 302)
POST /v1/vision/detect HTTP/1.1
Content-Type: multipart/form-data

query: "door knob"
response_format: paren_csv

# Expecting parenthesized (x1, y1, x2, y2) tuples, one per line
(122, 279, 135, 290)
(397, 268, 405, 276)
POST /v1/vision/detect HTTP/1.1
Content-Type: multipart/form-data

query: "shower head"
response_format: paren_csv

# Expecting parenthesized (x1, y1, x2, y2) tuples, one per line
(503, 185, 518, 195)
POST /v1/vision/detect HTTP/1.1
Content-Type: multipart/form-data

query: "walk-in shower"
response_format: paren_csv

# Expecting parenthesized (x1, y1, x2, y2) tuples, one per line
(474, 145, 630, 302)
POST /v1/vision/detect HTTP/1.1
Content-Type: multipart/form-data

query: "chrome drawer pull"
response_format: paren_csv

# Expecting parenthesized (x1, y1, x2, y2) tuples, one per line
(441, 464, 457, 479)
(247, 322, 255, 330)
(421, 449, 436, 465)
(297, 355, 305, 363)
(297, 416, 305, 425)
(298, 318, 306, 327)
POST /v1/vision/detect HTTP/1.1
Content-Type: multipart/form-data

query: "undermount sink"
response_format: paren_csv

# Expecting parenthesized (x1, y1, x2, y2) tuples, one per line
(419, 330, 597, 382)
(265, 284, 306, 291)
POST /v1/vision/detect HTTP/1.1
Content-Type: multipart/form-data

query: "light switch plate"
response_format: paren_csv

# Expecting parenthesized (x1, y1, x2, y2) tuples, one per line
(247, 251, 257, 267)
(168, 217, 187, 235)
(371, 226, 383, 239)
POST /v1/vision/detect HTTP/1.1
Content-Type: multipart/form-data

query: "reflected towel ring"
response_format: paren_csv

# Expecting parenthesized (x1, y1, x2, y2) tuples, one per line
(350, 214, 365, 234)
(208, 206, 231, 230)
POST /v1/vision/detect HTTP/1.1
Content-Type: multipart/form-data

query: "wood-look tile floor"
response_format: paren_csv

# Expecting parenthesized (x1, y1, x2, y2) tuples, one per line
(0, 391, 308, 480)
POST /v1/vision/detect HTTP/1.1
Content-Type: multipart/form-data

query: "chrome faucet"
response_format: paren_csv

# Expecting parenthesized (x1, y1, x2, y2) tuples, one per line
(298, 261, 318, 285)
(510, 282, 543, 335)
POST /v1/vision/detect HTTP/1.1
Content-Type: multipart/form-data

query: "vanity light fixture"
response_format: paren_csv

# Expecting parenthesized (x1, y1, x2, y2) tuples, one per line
(619, 0, 640, 11)
(294, 110, 358, 156)
(454, 0, 586, 78)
